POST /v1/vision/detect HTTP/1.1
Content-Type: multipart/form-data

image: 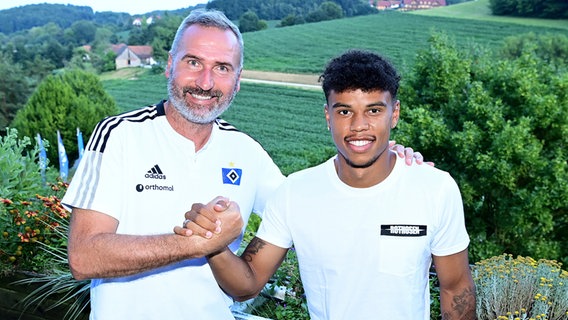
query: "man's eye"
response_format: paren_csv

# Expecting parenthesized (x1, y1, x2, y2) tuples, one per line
(369, 108, 381, 114)
(338, 110, 350, 115)
(188, 60, 200, 67)
(216, 65, 231, 74)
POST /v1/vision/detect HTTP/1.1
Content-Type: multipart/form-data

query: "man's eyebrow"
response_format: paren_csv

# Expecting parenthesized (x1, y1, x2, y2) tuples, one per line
(331, 102, 351, 108)
(368, 101, 388, 107)
(180, 54, 235, 68)
(331, 101, 388, 108)
(179, 53, 199, 61)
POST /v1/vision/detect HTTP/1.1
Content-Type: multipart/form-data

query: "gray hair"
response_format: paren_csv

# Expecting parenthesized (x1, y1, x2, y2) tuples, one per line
(170, 9, 244, 71)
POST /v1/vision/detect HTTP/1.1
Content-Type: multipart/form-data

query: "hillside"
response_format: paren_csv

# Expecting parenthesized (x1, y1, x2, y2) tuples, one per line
(410, 0, 568, 30)
(241, 10, 567, 75)
(0, 3, 201, 34)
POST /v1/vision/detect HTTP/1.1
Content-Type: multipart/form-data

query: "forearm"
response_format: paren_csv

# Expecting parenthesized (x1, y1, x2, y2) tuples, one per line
(207, 248, 265, 301)
(68, 233, 207, 280)
(440, 286, 476, 320)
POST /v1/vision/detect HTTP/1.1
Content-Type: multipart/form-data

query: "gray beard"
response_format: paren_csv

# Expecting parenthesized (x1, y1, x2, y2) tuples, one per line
(167, 76, 237, 124)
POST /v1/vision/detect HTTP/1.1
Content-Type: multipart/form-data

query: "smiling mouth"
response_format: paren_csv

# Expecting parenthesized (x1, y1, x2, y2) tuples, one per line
(190, 93, 215, 100)
(183, 88, 222, 101)
(349, 140, 372, 147)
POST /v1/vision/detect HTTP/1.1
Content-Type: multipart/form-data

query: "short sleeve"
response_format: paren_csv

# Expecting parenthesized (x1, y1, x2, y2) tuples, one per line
(255, 182, 293, 249)
(431, 174, 470, 256)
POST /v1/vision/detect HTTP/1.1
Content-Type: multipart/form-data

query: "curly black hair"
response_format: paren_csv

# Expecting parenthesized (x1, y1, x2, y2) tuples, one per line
(319, 49, 401, 102)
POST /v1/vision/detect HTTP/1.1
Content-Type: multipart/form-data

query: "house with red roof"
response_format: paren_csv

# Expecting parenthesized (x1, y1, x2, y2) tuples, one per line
(371, 0, 446, 11)
(111, 44, 156, 69)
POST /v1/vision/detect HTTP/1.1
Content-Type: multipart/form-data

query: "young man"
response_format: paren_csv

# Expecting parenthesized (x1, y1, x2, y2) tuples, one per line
(63, 9, 423, 319)
(181, 50, 476, 319)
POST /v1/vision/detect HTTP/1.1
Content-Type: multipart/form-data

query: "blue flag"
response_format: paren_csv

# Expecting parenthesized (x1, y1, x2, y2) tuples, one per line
(36, 133, 48, 179)
(77, 127, 84, 162)
(57, 130, 69, 182)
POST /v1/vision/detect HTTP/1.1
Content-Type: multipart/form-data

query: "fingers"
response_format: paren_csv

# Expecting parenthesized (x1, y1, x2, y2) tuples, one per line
(411, 150, 423, 165)
(174, 216, 220, 239)
(403, 147, 415, 165)
(174, 201, 222, 239)
(173, 225, 193, 237)
(213, 197, 230, 212)
(183, 217, 221, 239)
(389, 143, 434, 166)
(174, 196, 238, 239)
(389, 141, 403, 157)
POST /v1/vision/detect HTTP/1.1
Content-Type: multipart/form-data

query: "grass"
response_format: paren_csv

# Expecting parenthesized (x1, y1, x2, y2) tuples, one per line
(241, 10, 567, 75)
(410, 0, 568, 30)
(102, 71, 332, 176)
(101, 70, 167, 111)
(101, 8, 567, 174)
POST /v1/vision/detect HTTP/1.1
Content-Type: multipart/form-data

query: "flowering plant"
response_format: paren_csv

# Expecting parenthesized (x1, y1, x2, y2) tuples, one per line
(0, 181, 70, 274)
(472, 253, 568, 320)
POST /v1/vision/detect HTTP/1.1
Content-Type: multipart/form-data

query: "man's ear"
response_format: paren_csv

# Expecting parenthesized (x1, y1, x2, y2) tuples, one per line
(235, 69, 242, 93)
(324, 103, 330, 130)
(391, 100, 400, 129)
(165, 52, 173, 78)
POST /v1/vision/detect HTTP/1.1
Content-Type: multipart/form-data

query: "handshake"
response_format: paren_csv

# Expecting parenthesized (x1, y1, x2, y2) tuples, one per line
(173, 196, 244, 256)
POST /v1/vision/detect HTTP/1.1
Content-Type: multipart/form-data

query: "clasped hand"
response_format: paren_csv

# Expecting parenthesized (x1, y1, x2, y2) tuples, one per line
(174, 196, 243, 244)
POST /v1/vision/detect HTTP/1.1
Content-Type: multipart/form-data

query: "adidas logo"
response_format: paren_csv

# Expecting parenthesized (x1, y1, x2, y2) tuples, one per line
(145, 164, 166, 179)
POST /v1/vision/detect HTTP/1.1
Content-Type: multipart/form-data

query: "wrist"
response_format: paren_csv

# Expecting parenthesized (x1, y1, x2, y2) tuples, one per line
(206, 246, 230, 260)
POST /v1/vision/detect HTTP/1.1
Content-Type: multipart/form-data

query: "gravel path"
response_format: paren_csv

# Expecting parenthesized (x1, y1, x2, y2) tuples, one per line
(241, 70, 321, 90)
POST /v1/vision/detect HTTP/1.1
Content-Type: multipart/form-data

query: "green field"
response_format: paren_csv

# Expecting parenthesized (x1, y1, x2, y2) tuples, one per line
(410, 0, 568, 30)
(241, 10, 567, 74)
(102, 9, 566, 174)
(102, 73, 330, 175)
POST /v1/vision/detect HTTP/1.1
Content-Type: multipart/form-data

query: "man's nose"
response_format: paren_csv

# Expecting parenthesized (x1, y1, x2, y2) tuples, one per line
(196, 69, 214, 91)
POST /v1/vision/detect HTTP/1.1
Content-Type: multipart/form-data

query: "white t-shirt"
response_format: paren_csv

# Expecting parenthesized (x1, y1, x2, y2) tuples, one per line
(63, 101, 284, 320)
(257, 154, 469, 320)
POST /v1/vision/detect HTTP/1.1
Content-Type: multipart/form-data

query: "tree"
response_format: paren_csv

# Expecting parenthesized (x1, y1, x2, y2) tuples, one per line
(306, 2, 343, 23)
(148, 15, 184, 63)
(66, 20, 97, 46)
(239, 11, 268, 33)
(99, 50, 117, 72)
(11, 70, 119, 166)
(279, 14, 306, 27)
(0, 53, 33, 135)
(499, 32, 568, 72)
(395, 32, 568, 265)
(128, 26, 149, 45)
(207, 0, 371, 21)
(489, 0, 568, 19)
(65, 46, 98, 73)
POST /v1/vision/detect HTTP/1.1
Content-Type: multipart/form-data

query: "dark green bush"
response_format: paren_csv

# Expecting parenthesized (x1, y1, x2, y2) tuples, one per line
(396, 32, 568, 265)
(11, 69, 118, 165)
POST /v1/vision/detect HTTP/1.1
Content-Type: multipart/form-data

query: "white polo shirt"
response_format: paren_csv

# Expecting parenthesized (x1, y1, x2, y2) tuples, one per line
(63, 101, 284, 319)
(257, 155, 470, 320)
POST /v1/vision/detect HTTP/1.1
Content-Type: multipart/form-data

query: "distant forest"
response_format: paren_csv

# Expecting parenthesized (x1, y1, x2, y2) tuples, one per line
(0, 0, 482, 35)
(1, 0, 565, 129)
(0, 0, 375, 35)
(0, 3, 201, 35)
